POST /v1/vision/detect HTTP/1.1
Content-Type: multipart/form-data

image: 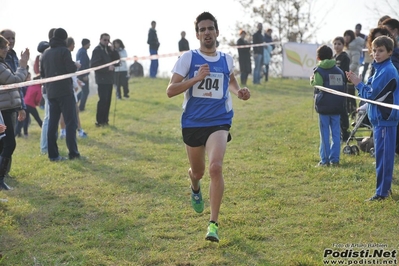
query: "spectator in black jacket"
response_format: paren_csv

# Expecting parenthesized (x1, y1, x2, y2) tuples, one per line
(91, 33, 117, 127)
(236, 30, 251, 86)
(40, 28, 81, 161)
(178, 31, 190, 52)
(129, 56, 144, 78)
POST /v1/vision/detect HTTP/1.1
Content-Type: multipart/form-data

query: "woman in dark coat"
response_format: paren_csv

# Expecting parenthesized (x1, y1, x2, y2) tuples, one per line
(237, 30, 252, 86)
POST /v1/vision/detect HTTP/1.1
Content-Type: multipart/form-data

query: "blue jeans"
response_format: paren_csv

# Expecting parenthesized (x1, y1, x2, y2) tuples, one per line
(374, 126, 396, 197)
(318, 114, 340, 164)
(149, 49, 158, 78)
(253, 53, 263, 84)
(40, 93, 49, 154)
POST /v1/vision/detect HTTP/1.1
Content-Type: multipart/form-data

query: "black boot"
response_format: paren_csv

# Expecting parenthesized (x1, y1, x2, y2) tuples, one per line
(5, 157, 13, 178)
(0, 156, 12, 190)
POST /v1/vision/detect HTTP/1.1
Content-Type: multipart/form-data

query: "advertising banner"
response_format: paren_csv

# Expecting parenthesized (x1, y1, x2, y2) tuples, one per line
(282, 42, 318, 78)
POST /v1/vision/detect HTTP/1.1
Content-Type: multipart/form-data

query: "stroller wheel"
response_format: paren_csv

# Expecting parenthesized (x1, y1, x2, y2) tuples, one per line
(343, 145, 352, 154)
(350, 145, 360, 155)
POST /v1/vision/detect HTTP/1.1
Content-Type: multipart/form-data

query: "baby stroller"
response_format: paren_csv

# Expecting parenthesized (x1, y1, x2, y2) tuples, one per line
(342, 105, 374, 156)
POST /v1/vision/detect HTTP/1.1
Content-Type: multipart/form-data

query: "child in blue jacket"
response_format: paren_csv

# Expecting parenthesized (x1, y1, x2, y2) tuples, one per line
(347, 35, 399, 201)
(311, 45, 346, 167)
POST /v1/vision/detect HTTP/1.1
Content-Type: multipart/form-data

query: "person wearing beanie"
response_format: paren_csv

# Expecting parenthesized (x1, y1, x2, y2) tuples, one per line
(76, 38, 91, 111)
(53, 28, 68, 41)
(40, 28, 83, 161)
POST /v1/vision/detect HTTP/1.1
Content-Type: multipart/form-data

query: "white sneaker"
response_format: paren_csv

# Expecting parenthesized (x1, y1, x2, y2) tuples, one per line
(59, 129, 66, 140)
(78, 129, 87, 138)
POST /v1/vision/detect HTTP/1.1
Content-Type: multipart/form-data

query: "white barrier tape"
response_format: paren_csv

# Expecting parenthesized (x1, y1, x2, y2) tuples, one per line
(0, 41, 280, 91)
(0, 59, 120, 91)
(131, 52, 185, 61)
(0, 51, 190, 91)
(230, 41, 281, 49)
(315, 85, 399, 110)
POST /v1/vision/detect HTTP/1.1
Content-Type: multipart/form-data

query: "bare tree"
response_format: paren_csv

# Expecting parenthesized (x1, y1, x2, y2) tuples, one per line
(236, 0, 321, 44)
(366, 0, 399, 21)
(232, 0, 327, 77)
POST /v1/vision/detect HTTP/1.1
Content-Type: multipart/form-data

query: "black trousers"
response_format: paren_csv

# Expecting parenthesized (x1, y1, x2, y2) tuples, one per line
(48, 94, 79, 159)
(114, 71, 129, 98)
(347, 83, 357, 115)
(15, 105, 42, 136)
(0, 110, 16, 158)
(240, 71, 249, 86)
(96, 84, 113, 124)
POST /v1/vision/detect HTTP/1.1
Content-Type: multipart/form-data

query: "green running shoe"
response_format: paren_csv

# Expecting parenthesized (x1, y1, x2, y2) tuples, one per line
(191, 187, 204, 213)
(205, 222, 219, 242)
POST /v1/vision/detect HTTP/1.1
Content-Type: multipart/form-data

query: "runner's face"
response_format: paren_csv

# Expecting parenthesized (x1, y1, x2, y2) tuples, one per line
(196, 20, 218, 49)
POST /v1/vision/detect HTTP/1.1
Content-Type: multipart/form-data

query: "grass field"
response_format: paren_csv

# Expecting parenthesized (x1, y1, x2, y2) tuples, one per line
(0, 77, 398, 266)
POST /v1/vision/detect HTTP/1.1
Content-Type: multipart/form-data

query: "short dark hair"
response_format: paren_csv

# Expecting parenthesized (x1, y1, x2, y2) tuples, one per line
(317, 45, 333, 60)
(100, 33, 110, 40)
(382, 18, 399, 32)
(372, 35, 395, 53)
(379, 15, 391, 26)
(194, 12, 219, 33)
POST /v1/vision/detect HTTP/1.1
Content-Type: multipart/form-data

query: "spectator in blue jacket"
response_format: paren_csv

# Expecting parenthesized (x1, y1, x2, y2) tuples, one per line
(347, 36, 399, 201)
